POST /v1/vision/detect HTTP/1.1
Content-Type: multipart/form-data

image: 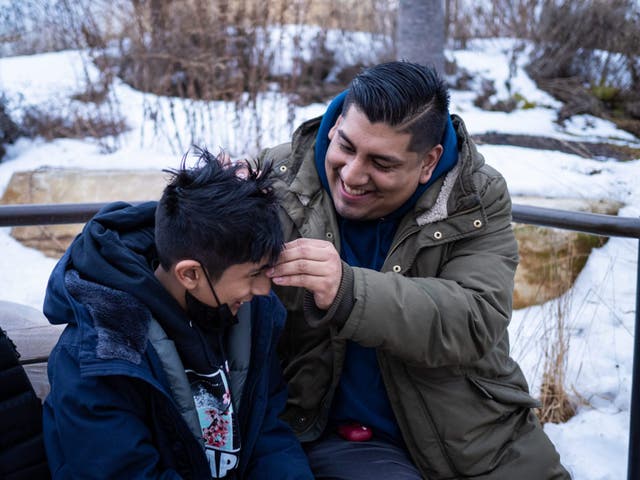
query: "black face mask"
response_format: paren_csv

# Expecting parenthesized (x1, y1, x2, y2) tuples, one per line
(184, 262, 238, 332)
(184, 291, 237, 332)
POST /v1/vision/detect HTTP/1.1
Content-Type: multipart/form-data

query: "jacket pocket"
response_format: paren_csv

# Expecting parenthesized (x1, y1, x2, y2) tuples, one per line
(407, 371, 539, 478)
(467, 375, 541, 409)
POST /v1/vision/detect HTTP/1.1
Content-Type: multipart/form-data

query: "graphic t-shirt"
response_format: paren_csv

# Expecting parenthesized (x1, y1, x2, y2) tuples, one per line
(187, 366, 240, 478)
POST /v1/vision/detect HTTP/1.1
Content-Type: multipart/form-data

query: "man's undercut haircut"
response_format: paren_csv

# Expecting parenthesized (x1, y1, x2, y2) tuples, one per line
(155, 147, 284, 280)
(342, 61, 450, 154)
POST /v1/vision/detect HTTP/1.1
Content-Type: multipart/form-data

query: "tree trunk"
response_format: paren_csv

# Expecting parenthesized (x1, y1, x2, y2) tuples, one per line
(396, 0, 446, 75)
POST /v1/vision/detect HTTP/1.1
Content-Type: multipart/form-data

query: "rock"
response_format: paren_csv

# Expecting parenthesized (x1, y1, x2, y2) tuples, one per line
(511, 196, 623, 309)
(0, 167, 167, 257)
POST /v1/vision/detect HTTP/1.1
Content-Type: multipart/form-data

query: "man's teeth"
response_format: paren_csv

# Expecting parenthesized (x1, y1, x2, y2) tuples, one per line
(343, 183, 366, 195)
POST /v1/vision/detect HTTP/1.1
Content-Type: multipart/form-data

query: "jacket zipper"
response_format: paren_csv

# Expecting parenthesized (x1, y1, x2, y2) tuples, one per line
(387, 226, 421, 260)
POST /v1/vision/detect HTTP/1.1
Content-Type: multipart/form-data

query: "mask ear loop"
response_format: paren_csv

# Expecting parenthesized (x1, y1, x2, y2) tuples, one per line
(198, 262, 224, 307)
(197, 262, 235, 381)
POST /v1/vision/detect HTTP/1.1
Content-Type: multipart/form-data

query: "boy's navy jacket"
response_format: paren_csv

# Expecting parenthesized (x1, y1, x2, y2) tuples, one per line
(42, 201, 313, 479)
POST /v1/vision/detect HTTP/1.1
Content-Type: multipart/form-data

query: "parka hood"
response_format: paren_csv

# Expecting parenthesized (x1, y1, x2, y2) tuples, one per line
(43, 201, 175, 327)
(42, 202, 210, 366)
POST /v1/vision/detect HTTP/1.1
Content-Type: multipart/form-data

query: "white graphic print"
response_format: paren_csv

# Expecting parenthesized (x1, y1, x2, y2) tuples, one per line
(186, 368, 240, 478)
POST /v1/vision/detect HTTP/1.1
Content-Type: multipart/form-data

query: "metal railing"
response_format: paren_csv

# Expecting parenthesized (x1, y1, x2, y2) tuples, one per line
(1, 201, 639, 479)
(510, 205, 640, 480)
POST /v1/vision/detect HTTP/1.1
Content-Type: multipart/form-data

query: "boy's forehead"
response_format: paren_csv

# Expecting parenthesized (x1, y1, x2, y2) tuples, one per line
(253, 260, 271, 272)
(231, 256, 272, 273)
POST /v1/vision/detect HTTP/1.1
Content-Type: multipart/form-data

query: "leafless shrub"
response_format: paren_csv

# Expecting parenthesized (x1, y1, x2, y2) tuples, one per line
(2, 1, 395, 154)
(44, 0, 394, 155)
(529, 0, 639, 82)
(446, 0, 545, 47)
(526, 0, 640, 134)
(0, 0, 125, 56)
(0, 0, 77, 56)
(0, 96, 21, 161)
(20, 101, 128, 154)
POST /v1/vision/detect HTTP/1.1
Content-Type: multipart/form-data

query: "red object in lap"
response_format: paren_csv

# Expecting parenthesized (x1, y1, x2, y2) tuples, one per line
(337, 423, 373, 442)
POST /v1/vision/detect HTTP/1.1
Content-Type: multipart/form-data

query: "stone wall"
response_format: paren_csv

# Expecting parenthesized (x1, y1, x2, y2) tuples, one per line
(512, 196, 622, 308)
(1, 167, 167, 257)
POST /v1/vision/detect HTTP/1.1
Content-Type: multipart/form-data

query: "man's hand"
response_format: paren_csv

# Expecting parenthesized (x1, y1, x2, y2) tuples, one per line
(268, 238, 342, 310)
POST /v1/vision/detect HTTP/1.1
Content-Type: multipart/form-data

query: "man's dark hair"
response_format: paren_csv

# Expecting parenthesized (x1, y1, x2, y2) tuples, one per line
(155, 147, 284, 280)
(342, 61, 450, 153)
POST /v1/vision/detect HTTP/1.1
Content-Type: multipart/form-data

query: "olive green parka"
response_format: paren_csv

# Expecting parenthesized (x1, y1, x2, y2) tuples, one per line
(258, 114, 570, 479)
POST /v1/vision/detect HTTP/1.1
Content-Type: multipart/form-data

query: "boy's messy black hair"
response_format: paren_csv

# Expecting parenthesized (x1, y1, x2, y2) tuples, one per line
(155, 147, 283, 280)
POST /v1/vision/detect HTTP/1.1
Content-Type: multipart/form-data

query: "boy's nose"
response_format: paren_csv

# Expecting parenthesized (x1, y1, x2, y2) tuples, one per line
(252, 275, 271, 296)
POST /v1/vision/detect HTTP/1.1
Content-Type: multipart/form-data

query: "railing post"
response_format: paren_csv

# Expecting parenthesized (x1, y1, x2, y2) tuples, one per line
(629, 238, 640, 480)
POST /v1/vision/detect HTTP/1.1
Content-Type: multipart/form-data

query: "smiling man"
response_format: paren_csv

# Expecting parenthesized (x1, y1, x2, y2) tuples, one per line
(258, 61, 570, 479)
(41, 149, 313, 479)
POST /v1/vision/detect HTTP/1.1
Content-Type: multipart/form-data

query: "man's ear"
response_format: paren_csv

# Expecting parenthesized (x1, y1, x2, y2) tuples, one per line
(174, 259, 202, 290)
(328, 114, 343, 141)
(418, 144, 444, 185)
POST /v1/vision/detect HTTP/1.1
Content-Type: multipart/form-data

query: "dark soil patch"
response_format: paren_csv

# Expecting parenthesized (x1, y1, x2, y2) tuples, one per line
(472, 132, 640, 161)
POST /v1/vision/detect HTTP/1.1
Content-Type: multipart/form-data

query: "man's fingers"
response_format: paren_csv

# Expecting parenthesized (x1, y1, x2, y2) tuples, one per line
(269, 237, 341, 309)
(270, 269, 336, 298)
(268, 257, 330, 279)
(269, 239, 340, 277)
(270, 273, 311, 288)
(276, 238, 335, 264)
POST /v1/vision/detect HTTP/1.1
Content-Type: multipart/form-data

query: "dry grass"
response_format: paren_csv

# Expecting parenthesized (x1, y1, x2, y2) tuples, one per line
(515, 228, 611, 425)
(535, 297, 576, 425)
(510, 216, 624, 425)
(21, 107, 126, 141)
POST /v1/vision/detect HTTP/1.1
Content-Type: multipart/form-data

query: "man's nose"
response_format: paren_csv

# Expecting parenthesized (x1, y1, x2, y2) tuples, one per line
(340, 156, 368, 185)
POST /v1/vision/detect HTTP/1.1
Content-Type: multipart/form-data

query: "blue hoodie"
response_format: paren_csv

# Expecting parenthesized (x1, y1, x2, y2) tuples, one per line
(314, 92, 459, 443)
(42, 202, 313, 479)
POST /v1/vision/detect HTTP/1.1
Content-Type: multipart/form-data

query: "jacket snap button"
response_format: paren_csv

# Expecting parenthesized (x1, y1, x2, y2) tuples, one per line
(326, 232, 333, 239)
(473, 219, 482, 228)
(279, 165, 287, 173)
(433, 231, 443, 240)
(297, 415, 307, 425)
(392, 265, 402, 273)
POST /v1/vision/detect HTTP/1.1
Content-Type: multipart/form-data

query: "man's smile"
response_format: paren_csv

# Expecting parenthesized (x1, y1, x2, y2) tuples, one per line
(340, 180, 370, 197)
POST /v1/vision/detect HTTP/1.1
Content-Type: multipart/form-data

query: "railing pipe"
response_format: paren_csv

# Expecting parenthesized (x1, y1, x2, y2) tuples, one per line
(0, 202, 112, 227)
(512, 204, 640, 238)
(2, 202, 640, 236)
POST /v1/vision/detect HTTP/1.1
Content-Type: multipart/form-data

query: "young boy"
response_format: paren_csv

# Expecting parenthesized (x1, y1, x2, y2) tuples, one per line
(42, 149, 313, 479)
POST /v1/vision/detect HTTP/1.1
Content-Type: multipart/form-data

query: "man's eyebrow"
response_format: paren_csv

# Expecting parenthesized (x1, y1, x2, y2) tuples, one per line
(338, 129, 403, 165)
(337, 129, 354, 147)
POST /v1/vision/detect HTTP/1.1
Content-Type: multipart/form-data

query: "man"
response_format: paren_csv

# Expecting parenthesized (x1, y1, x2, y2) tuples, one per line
(42, 149, 313, 479)
(258, 62, 570, 479)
